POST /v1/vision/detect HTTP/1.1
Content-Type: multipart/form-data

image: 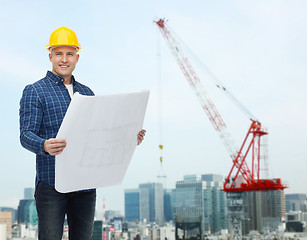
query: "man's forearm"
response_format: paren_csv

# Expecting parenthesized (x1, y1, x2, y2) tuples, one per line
(20, 130, 46, 155)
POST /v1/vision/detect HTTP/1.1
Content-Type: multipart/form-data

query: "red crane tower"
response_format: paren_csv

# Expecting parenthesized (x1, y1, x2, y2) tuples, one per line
(155, 18, 286, 193)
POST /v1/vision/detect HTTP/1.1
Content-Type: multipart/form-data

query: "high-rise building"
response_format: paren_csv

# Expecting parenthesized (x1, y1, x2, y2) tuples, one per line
(124, 183, 164, 225)
(242, 190, 285, 234)
(125, 189, 140, 222)
(201, 174, 223, 182)
(139, 183, 164, 226)
(92, 220, 103, 240)
(164, 189, 173, 222)
(174, 174, 227, 234)
(285, 193, 307, 212)
(175, 178, 204, 222)
(18, 199, 38, 225)
(139, 187, 150, 223)
(24, 188, 35, 200)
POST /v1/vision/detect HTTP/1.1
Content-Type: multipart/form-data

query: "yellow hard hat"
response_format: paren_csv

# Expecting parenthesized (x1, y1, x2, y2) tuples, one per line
(46, 26, 81, 52)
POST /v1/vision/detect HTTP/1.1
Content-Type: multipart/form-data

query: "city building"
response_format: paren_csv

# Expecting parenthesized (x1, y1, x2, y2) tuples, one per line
(242, 190, 286, 234)
(0, 211, 12, 238)
(24, 188, 35, 200)
(205, 178, 227, 232)
(0, 224, 7, 240)
(124, 187, 152, 223)
(125, 183, 164, 225)
(0, 207, 17, 224)
(11, 223, 38, 239)
(173, 174, 227, 235)
(286, 211, 307, 222)
(18, 199, 38, 225)
(139, 187, 150, 223)
(92, 220, 103, 240)
(285, 193, 307, 212)
(160, 223, 176, 240)
(139, 183, 164, 226)
(174, 177, 204, 238)
(286, 211, 307, 232)
(164, 189, 173, 222)
(125, 189, 140, 222)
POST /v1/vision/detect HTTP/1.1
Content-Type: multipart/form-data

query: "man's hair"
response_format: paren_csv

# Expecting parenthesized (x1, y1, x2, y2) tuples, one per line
(50, 46, 79, 53)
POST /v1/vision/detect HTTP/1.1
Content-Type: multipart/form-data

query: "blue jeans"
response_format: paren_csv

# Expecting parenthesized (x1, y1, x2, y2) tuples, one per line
(35, 181, 96, 240)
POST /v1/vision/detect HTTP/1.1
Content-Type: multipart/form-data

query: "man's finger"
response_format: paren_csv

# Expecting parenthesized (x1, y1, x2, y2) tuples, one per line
(50, 148, 65, 156)
(51, 142, 66, 148)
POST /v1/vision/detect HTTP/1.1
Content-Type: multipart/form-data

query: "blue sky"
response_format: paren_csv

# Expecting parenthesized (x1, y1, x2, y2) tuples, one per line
(1, 1, 306, 214)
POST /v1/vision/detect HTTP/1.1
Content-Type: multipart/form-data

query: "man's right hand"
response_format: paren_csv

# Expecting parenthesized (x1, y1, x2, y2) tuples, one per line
(44, 138, 67, 156)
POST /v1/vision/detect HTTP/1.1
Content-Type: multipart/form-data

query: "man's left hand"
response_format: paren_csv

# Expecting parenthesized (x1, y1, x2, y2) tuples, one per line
(137, 129, 146, 145)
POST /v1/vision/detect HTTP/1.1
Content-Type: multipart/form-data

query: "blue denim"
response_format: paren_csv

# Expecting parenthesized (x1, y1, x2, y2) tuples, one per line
(35, 182, 96, 240)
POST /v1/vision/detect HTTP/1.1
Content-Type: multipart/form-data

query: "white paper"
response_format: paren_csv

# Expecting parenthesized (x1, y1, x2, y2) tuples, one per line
(55, 90, 150, 193)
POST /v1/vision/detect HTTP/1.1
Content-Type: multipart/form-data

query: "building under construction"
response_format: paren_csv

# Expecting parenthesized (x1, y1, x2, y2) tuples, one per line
(242, 190, 285, 235)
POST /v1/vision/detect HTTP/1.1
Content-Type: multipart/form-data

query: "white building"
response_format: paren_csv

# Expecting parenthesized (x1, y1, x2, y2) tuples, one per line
(0, 224, 7, 240)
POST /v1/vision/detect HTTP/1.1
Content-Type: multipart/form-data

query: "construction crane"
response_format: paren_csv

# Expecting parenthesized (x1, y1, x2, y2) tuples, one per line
(155, 18, 287, 239)
(155, 18, 286, 193)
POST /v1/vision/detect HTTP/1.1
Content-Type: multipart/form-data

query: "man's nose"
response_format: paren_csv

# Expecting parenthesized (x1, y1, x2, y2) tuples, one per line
(61, 55, 68, 63)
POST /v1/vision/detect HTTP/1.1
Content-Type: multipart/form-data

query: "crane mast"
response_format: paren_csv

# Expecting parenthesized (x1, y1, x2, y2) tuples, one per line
(155, 19, 286, 192)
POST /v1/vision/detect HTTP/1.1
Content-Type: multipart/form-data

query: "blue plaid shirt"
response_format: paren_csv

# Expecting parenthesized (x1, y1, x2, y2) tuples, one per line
(19, 71, 94, 187)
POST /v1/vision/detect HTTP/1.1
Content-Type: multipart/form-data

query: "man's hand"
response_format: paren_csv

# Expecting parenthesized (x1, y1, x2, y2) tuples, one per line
(44, 138, 67, 155)
(137, 129, 146, 145)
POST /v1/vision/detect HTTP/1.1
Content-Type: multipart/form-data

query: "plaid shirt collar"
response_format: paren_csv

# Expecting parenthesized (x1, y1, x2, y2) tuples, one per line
(46, 70, 76, 86)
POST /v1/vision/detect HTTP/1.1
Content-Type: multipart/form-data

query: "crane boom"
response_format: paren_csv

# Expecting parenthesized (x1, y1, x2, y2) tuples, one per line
(155, 19, 286, 192)
(157, 19, 237, 158)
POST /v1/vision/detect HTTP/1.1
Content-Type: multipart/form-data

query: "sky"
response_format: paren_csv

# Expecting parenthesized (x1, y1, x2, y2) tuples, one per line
(0, 0, 306, 214)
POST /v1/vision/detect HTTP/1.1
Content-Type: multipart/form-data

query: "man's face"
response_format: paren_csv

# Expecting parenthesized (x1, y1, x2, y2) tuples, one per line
(49, 46, 79, 82)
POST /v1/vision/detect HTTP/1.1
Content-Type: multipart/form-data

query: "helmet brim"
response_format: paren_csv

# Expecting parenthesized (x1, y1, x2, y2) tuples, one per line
(46, 44, 81, 52)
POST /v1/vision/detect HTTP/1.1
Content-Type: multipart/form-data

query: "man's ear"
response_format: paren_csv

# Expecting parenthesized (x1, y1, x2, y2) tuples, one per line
(76, 53, 79, 62)
(49, 53, 52, 62)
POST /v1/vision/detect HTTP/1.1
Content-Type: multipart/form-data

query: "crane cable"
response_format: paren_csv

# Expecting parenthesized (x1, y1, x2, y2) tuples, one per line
(156, 25, 168, 187)
(156, 25, 164, 168)
(168, 24, 257, 122)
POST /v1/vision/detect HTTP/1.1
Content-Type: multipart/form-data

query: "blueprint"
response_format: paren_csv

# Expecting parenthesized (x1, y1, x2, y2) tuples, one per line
(55, 90, 150, 193)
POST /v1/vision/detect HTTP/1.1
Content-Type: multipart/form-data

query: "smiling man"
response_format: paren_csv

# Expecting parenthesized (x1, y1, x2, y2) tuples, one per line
(50, 46, 79, 82)
(19, 26, 146, 240)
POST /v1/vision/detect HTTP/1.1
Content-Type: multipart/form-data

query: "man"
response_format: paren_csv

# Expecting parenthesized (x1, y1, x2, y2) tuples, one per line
(19, 26, 146, 239)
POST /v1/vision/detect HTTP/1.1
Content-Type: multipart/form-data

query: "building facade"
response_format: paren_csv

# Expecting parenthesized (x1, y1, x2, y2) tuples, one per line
(173, 174, 227, 235)
(18, 199, 38, 225)
(125, 183, 164, 226)
(285, 193, 307, 212)
(0, 207, 17, 224)
(139, 187, 150, 223)
(139, 183, 164, 226)
(164, 189, 173, 222)
(0, 212, 12, 238)
(242, 190, 285, 234)
(24, 188, 35, 200)
(92, 220, 103, 240)
(125, 189, 140, 222)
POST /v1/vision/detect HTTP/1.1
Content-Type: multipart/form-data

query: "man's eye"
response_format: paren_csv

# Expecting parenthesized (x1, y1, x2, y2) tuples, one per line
(68, 53, 74, 56)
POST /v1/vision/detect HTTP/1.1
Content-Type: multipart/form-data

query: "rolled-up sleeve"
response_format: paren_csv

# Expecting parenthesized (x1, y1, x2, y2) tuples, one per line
(19, 84, 46, 155)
